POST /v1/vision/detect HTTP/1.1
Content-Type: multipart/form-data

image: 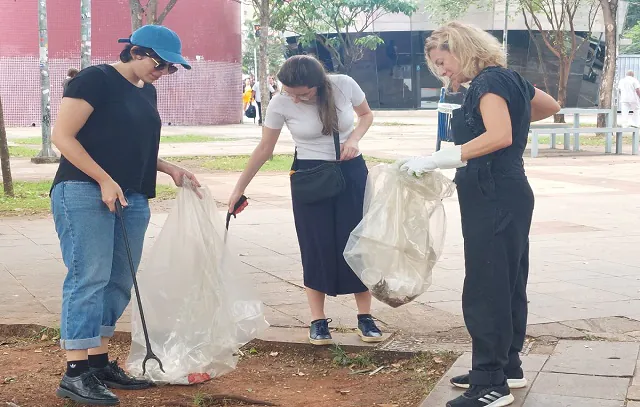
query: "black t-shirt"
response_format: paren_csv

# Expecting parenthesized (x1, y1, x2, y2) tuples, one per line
(459, 66, 535, 161)
(52, 64, 161, 198)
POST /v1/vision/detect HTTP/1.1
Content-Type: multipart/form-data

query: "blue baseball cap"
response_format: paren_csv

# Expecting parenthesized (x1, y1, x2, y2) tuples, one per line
(118, 25, 191, 70)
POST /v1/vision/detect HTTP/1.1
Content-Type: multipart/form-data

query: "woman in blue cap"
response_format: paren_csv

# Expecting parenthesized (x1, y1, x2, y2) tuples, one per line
(50, 25, 198, 406)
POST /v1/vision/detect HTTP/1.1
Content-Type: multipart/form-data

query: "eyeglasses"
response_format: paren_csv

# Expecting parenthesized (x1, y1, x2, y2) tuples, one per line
(281, 89, 315, 101)
(145, 53, 178, 74)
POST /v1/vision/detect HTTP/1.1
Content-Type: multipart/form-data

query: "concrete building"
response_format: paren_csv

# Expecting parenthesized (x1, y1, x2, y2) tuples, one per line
(286, 0, 628, 109)
(0, 0, 242, 127)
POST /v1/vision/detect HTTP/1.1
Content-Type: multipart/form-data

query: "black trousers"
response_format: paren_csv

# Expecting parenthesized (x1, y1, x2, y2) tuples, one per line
(454, 160, 534, 386)
(256, 101, 262, 124)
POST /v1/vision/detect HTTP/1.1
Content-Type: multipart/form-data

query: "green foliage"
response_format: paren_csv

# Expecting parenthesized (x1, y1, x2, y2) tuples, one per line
(422, 0, 491, 23)
(622, 22, 640, 54)
(272, 0, 417, 73)
(625, 1, 640, 30)
(242, 19, 286, 75)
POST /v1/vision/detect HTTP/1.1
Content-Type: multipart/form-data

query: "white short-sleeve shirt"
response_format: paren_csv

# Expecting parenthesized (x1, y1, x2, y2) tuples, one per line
(264, 74, 366, 161)
(618, 75, 640, 104)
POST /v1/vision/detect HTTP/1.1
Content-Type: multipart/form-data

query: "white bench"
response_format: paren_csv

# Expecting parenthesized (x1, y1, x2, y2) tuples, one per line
(529, 123, 574, 150)
(529, 126, 640, 158)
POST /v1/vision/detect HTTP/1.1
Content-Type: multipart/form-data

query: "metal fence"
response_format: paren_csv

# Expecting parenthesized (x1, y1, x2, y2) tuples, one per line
(0, 56, 242, 127)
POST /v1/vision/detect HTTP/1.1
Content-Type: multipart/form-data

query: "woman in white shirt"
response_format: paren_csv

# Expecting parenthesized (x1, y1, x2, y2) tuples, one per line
(228, 55, 383, 345)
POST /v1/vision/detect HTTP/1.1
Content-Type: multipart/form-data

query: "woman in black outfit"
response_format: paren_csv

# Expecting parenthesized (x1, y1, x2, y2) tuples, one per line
(401, 22, 560, 407)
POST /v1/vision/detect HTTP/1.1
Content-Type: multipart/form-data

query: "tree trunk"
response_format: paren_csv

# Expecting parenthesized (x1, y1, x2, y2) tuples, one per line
(0, 95, 14, 197)
(80, 0, 91, 69)
(598, 0, 618, 127)
(555, 58, 569, 123)
(148, 0, 158, 23)
(258, 0, 271, 120)
(129, 0, 143, 31)
(33, 0, 57, 163)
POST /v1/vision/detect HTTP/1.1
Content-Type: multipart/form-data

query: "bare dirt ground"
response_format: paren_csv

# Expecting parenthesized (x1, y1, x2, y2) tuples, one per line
(0, 327, 457, 407)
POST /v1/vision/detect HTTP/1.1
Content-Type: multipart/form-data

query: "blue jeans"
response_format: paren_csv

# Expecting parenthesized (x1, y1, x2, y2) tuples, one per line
(51, 181, 151, 350)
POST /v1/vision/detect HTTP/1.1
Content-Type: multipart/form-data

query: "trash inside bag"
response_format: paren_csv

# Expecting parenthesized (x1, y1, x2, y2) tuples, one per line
(344, 164, 456, 308)
(126, 179, 269, 385)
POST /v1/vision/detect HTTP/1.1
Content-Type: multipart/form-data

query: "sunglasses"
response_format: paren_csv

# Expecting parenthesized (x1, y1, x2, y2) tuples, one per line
(145, 53, 178, 74)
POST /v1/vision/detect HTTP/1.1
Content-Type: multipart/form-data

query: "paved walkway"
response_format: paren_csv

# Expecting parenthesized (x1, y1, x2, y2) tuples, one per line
(425, 340, 640, 406)
(2, 152, 639, 335)
(3, 120, 640, 406)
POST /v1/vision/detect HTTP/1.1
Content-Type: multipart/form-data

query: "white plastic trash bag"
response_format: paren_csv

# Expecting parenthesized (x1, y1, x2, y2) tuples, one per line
(126, 179, 269, 385)
(344, 164, 456, 308)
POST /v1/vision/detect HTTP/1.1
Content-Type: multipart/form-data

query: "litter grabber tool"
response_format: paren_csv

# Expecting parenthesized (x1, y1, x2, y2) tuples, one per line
(224, 195, 247, 243)
(115, 200, 164, 375)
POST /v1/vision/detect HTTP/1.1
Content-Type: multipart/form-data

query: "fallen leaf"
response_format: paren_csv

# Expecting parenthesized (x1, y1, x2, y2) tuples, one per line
(270, 352, 279, 357)
(297, 371, 306, 376)
(433, 357, 443, 364)
(40, 334, 49, 341)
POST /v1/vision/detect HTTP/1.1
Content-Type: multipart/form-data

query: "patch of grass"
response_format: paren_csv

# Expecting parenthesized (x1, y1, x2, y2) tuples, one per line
(160, 134, 234, 143)
(167, 154, 393, 172)
(0, 181, 52, 216)
(192, 391, 207, 407)
(32, 326, 61, 341)
(10, 137, 42, 145)
(155, 184, 178, 200)
(9, 146, 38, 158)
(330, 344, 373, 368)
(0, 181, 177, 217)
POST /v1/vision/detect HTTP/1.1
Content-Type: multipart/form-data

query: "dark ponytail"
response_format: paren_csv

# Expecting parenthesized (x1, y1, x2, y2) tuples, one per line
(277, 55, 338, 135)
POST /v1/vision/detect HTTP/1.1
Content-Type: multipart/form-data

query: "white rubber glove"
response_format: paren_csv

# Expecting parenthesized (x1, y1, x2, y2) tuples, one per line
(392, 157, 412, 170)
(400, 156, 438, 177)
(431, 145, 466, 169)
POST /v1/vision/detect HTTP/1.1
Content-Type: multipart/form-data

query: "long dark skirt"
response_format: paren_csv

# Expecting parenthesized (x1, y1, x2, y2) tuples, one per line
(291, 155, 369, 297)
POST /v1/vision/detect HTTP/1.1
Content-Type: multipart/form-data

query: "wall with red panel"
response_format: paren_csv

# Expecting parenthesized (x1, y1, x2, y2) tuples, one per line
(0, 0, 241, 126)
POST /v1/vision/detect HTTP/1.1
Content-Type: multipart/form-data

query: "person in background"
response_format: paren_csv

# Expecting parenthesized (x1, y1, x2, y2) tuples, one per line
(228, 55, 384, 346)
(50, 25, 199, 406)
(252, 78, 275, 126)
(618, 70, 640, 127)
(269, 75, 279, 99)
(401, 22, 560, 407)
(62, 68, 79, 92)
(242, 78, 254, 115)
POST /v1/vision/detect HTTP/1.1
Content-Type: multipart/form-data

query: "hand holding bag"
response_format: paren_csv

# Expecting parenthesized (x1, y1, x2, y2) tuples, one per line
(290, 128, 345, 204)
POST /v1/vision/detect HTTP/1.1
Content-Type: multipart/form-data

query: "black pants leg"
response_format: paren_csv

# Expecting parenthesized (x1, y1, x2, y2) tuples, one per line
(256, 101, 262, 124)
(456, 166, 533, 386)
(505, 240, 529, 375)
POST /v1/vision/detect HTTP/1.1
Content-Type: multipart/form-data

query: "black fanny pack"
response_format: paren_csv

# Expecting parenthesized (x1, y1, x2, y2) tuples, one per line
(289, 129, 345, 204)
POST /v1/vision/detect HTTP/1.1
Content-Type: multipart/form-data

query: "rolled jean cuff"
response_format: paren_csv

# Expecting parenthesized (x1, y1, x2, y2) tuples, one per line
(60, 336, 102, 350)
(100, 325, 116, 338)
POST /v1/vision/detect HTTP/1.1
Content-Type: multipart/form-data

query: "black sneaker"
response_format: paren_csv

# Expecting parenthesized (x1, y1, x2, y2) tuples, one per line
(309, 318, 333, 345)
(451, 372, 527, 389)
(357, 314, 384, 343)
(91, 360, 153, 390)
(447, 383, 514, 407)
(56, 371, 119, 406)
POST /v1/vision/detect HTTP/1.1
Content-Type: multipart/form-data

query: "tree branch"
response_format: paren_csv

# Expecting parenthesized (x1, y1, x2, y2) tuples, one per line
(157, 0, 178, 24)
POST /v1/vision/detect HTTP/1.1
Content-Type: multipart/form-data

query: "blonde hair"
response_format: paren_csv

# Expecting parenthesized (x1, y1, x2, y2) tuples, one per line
(425, 21, 506, 86)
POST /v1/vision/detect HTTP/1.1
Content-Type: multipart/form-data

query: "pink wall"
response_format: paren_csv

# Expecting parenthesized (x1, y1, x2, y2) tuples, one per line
(0, 0, 242, 126)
